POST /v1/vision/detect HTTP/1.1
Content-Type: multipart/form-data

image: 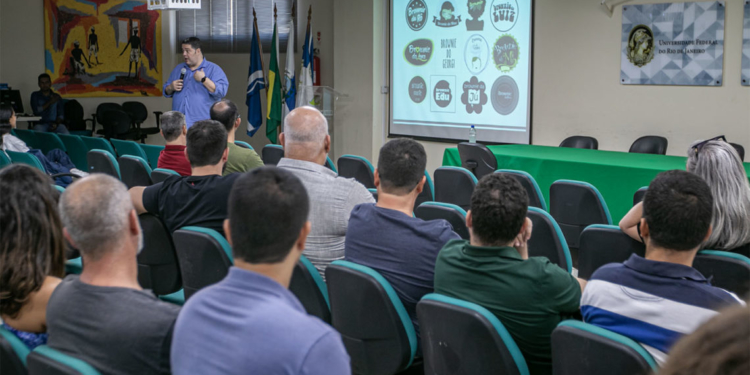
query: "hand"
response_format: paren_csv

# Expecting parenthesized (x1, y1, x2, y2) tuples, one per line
(193, 68, 206, 83)
(49, 123, 58, 131)
(171, 79, 184, 92)
(50, 94, 61, 104)
(513, 217, 533, 252)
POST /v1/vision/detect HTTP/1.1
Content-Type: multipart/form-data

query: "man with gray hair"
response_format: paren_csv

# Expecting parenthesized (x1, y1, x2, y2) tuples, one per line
(278, 106, 374, 279)
(48, 174, 179, 375)
(157, 111, 191, 176)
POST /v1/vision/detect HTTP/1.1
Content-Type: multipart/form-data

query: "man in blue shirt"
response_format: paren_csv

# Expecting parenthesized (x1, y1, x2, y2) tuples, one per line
(170, 167, 351, 375)
(30, 73, 69, 134)
(345, 139, 459, 339)
(163, 37, 228, 128)
(582, 170, 743, 365)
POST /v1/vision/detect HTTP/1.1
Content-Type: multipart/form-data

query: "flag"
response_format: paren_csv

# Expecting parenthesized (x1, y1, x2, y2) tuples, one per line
(266, 20, 283, 144)
(246, 11, 265, 137)
(283, 18, 296, 118)
(298, 6, 314, 106)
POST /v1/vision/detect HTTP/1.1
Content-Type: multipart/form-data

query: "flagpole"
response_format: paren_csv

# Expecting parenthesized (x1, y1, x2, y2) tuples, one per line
(252, 7, 266, 86)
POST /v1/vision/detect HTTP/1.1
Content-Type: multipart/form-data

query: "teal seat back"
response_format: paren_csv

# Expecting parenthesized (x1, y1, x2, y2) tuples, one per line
(497, 169, 548, 211)
(234, 141, 254, 150)
(27, 345, 101, 375)
(65, 257, 83, 275)
(338, 155, 375, 189)
(13, 129, 39, 149)
(417, 293, 530, 375)
(138, 144, 164, 170)
(53, 185, 65, 193)
(414, 201, 469, 240)
(325, 260, 417, 374)
(111, 139, 148, 159)
(151, 168, 180, 184)
(34, 132, 66, 154)
(578, 225, 645, 279)
(7, 151, 46, 172)
(118, 155, 152, 188)
(527, 207, 573, 273)
(694, 250, 750, 297)
(172, 227, 233, 300)
(79, 136, 116, 156)
(552, 321, 658, 375)
(0, 324, 31, 368)
(57, 134, 88, 170)
(325, 156, 337, 173)
(261, 144, 284, 165)
(87, 149, 120, 179)
(289, 255, 331, 323)
(0, 151, 11, 168)
(550, 179, 612, 252)
(415, 170, 435, 207)
(434, 166, 478, 211)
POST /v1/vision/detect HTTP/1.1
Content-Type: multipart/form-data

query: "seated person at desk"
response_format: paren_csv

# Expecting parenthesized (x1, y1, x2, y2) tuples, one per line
(30, 73, 69, 134)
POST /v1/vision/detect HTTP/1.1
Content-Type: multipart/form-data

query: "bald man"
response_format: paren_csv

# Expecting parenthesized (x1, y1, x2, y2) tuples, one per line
(278, 106, 375, 280)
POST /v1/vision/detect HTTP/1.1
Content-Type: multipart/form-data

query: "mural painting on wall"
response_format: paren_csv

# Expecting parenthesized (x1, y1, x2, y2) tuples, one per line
(44, 0, 162, 97)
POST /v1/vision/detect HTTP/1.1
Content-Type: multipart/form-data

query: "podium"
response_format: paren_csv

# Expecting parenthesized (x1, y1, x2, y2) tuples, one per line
(296, 86, 348, 158)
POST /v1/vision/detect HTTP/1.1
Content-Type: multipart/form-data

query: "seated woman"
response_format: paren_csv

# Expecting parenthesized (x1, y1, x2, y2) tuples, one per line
(620, 138, 750, 256)
(0, 165, 66, 350)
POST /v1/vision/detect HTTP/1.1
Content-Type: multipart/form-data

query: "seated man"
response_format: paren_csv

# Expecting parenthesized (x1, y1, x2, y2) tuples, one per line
(30, 73, 69, 134)
(278, 106, 374, 279)
(582, 170, 743, 365)
(171, 167, 350, 374)
(130, 120, 238, 235)
(434, 174, 586, 375)
(156, 111, 191, 176)
(50, 174, 179, 375)
(209, 99, 263, 175)
(345, 138, 459, 339)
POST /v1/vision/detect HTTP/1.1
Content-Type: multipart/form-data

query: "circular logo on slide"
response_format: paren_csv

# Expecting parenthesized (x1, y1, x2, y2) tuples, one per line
(433, 80, 453, 108)
(493, 34, 519, 72)
(409, 76, 427, 103)
(491, 76, 519, 115)
(464, 34, 490, 75)
(461, 76, 488, 114)
(490, 0, 519, 32)
(406, 0, 428, 31)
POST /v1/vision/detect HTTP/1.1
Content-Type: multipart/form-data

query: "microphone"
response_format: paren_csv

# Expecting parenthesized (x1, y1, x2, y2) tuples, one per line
(179, 68, 186, 80)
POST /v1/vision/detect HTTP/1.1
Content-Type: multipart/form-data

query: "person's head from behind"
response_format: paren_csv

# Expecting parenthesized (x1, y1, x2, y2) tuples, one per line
(641, 170, 713, 252)
(686, 139, 750, 250)
(185, 120, 228, 168)
(210, 99, 240, 135)
(0, 103, 16, 132)
(376, 138, 427, 200)
(160, 111, 187, 145)
(280, 106, 329, 164)
(225, 167, 311, 272)
(38, 73, 52, 92)
(59, 174, 141, 263)
(659, 305, 750, 375)
(0, 165, 65, 319)
(468, 174, 530, 249)
(181, 37, 202, 68)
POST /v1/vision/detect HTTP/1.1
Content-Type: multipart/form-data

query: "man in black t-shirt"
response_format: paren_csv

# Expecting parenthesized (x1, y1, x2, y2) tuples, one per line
(130, 120, 238, 235)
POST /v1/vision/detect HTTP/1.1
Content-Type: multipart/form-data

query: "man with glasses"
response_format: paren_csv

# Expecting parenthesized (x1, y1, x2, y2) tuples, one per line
(163, 37, 229, 128)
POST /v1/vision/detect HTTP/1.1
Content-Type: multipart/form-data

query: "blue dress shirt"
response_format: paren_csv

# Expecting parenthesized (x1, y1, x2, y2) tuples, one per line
(163, 58, 228, 127)
(30, 91, 63, 124)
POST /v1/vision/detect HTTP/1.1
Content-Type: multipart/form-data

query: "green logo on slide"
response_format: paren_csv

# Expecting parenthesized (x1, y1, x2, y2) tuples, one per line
(493, 34, 519, 72)
(404, 39, 434, 66)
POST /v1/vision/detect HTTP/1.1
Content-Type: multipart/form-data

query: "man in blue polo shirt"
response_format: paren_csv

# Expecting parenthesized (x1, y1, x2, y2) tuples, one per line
(582, 170, 743, 364)
(170, 167, 350, 375)
(163, 37, 228, 127)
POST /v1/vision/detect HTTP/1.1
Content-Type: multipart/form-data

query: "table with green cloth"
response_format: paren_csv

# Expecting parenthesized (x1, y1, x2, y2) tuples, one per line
(442, 144, 750, 221)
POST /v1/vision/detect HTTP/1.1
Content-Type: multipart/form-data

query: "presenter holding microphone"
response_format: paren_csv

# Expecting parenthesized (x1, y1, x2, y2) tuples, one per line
(164, 37, 229, 128)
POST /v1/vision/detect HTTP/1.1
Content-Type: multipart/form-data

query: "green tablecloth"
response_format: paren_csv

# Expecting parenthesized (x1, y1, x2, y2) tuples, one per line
(442, 144, 750, 221)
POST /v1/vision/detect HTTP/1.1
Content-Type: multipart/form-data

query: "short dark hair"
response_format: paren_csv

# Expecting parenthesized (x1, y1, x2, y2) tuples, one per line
(181, 37, 201, 51)
(377, 139, 426, 195)
(38, 73, 51, 83)
(470, 173, 529, 246)
(210, 99, 239, 132)
(186, 120, 227, 167)
(228, 167, 310, 263)
(643, 170, 713, 251)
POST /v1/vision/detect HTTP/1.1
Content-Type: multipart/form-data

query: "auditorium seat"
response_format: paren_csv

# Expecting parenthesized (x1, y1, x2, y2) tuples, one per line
(550, 180, 612, 264)
(434, 166, 477, 211)
(417, 294, 530, 375)
(118, 155, 152, 188)
(693, 250, 750, 297)
(57, 134, 89, 170)
(458, 142, 497, 179)
(326, 260, 419, 375)
(261, 144, 284, 165)
(338, 155, 376, 189)
(729, 142, 745, 161)
(414, 202, 469, 240)
(65, 257, 83, 275)
(628, 136, 668, 155)
(577, 225, 645, 280)
(325, 155, 337, 173)
(6, 150, 47, 172)
(79, 135, 116, 156)
(234, 140, 253, 149)
(289, 255, 331, 323)
(138, 144, 164, 170)
(0, 325, 29, 375)
(496, 169, 548, 211)
(87, 150, 121, 179)
(13, 129, 40, 149)
(633, 186, 648, 206)
(151, 168, 180, 184)
(551, 321, 657, 375)
(527, 207, 573, 273)
(368, 188, 378, 201)
(173, 227, 233, 300)
(559, 136, 598, 150)
(27, 345, 101, 375)
(137, 213, 182, 297)
(111, 139, 149, 160)
(415, 171, 435, 207)
(34, 132, 67, 154)
(0, 151, 12, 169)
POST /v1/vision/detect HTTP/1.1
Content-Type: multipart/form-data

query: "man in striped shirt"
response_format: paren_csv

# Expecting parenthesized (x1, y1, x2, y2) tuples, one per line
(581, 170, 743, 364)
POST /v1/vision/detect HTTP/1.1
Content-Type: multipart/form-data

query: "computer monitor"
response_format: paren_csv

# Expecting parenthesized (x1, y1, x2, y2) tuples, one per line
(0, 90, 24, 114)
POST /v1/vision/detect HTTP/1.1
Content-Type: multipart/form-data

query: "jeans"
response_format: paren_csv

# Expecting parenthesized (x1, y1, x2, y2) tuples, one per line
(33, 123, 70, 135)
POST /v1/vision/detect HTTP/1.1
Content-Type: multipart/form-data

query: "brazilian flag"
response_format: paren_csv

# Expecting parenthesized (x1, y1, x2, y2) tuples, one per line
(266, 22, 283, 144)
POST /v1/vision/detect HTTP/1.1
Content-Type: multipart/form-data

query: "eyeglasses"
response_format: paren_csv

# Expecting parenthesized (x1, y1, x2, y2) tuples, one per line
(692, 135, 726, 156)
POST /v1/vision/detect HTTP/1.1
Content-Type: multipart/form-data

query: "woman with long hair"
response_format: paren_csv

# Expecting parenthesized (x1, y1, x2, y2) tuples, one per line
(0, 103, 30, 153)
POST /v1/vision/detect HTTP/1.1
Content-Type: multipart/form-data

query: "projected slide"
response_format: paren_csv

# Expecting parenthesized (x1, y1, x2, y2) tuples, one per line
(390, 0, 533, 144)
